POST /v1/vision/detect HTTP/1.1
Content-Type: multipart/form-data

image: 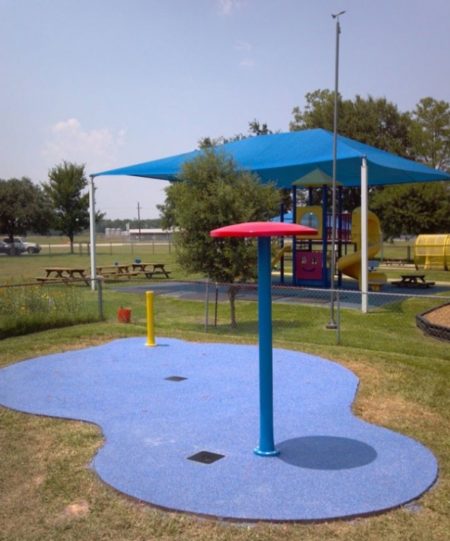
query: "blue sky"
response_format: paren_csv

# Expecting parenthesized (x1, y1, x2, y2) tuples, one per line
(1, 0, 450, 220)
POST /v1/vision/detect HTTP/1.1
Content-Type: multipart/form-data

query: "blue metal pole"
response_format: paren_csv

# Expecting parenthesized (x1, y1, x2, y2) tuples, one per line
(292, 186, 297, 285)
(254, 237, 279, 456)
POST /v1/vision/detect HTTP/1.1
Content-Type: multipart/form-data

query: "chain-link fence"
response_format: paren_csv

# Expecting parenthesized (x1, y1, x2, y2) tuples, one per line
(0, 278, 105, 339)
(32, 240, 173, 257)
(2, 276, 449, 348)
(200, 280, 450, 346)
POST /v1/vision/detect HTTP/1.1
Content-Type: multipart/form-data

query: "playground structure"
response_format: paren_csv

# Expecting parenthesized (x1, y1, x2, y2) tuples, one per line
(414, 234, 450, 270)
(276, 173, 386, 290)
(337, 208, 387, 290)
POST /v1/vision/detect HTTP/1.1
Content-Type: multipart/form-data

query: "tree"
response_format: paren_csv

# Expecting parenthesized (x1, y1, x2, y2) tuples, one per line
(410, 97, 450, 171)
(0, 177, 52, 250)
(290, 89, 413, 158)
(370, 183, 450, 240)
(289, 90, 416, 215)
(158, 150, 280, 327)
(198, 119, 273, 149)
(248, 119, 272, 136)
(43, 162, 95, 253)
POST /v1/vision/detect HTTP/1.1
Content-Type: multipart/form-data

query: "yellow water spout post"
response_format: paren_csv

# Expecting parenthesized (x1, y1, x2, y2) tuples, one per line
(145, 291, 156, 347)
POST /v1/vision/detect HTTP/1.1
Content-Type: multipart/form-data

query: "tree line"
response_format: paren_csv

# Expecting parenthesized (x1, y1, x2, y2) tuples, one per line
(290, 91, 450, 239)
(0, 162, 101, 253)
(0, 162, 164, 252)
(1, 91, 449, 255)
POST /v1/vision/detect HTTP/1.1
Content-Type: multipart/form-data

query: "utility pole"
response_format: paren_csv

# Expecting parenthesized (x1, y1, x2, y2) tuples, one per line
(137, 202, 142, 241)
(327, 10, 346, 329)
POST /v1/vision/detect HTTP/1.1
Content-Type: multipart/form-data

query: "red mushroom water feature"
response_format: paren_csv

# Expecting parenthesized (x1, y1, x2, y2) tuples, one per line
(210, 222, 317, 456)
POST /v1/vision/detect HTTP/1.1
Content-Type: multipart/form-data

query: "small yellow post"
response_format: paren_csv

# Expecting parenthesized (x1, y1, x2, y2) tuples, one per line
(145, 291, 156, 347)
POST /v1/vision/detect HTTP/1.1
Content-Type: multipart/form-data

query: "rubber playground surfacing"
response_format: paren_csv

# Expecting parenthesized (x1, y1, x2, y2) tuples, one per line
(0, 337, 438, 522)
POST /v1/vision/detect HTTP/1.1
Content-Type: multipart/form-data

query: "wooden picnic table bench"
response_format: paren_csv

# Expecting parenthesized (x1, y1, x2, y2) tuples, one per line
(391, 273, 435, 288)
(36, 267, 90, 286)
(383, 259, 406, 267)
(131, 262, 171, 279)
(96, 264, 138, 280)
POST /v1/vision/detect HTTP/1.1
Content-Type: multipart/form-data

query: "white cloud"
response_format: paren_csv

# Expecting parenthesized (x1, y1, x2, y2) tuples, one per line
(217, 0, 243, 16)
(42, 118, 126, 174)
(239, 57, 255, 68)
(235, 39, 252, 52)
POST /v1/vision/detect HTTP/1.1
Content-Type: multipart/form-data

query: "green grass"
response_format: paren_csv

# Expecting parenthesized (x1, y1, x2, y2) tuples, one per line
(0, 248, 449, 539)
(0, 284, 101, 338)
(0, 247, 185, 284)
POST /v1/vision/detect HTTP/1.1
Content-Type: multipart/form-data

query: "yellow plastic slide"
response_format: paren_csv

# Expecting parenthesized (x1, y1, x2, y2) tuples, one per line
(272, 244, 292, 268)
(337, 208, 387, 290)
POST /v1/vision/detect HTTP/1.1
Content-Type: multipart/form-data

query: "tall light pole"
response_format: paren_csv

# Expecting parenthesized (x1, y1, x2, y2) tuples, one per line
(327, 10, 345, 329)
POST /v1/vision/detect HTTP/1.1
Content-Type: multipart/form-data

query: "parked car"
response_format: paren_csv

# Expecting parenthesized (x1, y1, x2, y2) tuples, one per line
(0, 240, 12, 254)
(16, 237, 41, 254)
(0, 238, 26, 255)
(2, 237, 41, 254)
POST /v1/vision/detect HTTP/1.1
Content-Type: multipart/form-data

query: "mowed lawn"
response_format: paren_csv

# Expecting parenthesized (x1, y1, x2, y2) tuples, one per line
(0, 246, 449, 540)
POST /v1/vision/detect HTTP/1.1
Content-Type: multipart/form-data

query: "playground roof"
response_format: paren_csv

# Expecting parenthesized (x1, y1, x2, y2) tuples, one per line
(94, 128, 450, 188)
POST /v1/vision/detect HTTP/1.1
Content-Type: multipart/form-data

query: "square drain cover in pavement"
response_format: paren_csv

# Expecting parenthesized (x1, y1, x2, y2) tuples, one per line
(165, 376, 187, 382)
(187, 451, 225, 464)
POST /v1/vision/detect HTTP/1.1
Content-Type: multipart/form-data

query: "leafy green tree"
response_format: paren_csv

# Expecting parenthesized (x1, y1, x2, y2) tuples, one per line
(370, 183, 450, 239)
(290, 89, 413, 157)
(248, 119, 272, 136)
(0, 177, 52, 250)
(197, 120, 291, 213)
(198, 119, 273, 149)
(289, 90, 450, 235)
(43, 162, 94, 253)
(158, 150, 280, 327)
(198, 133, 246, 149)
(289, 90, 415, 216)
(410, 97, 450, 171)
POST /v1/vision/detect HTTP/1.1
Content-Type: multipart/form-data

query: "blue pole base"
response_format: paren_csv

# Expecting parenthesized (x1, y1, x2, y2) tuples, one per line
(254, 447, 280, 457)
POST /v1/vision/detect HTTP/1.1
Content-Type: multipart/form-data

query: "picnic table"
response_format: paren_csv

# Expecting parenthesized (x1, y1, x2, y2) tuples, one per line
(96, 264, 138, 280)
(131, 262, 171, 278)
(391, 273, 435, 288)
(36, 267, 90, 286)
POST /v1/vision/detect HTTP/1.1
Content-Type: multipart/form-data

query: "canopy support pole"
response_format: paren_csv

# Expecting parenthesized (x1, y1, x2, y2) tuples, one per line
(361, 158, 368, 313)
(89, 175, 97, 291)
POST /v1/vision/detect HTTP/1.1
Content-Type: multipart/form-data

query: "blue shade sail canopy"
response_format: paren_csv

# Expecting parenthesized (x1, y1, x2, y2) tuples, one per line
(93, 129, 450, 187)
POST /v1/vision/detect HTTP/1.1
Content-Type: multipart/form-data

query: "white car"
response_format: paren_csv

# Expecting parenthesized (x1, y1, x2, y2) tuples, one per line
(3, 237, 41, 254)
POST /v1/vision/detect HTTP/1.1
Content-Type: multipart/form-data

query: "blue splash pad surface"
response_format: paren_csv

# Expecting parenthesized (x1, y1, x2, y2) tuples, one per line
(0, 338, 438, 521)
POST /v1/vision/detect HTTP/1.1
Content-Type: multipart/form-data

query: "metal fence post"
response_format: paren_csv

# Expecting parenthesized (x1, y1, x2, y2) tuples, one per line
(204, 279, 210, 332)
(97, 276, 104, 320)
(214, 283, 219, 327)
(336, 288, 341, 345)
